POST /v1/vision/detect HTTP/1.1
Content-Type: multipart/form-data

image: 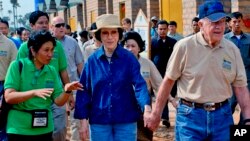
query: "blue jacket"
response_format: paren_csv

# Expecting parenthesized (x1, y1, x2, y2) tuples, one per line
(74, 44, 150, 124)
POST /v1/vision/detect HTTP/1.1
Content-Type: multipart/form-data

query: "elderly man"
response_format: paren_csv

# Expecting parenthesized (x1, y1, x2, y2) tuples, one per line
(51, 16, 84, 141)
(145, 1, 250, 141)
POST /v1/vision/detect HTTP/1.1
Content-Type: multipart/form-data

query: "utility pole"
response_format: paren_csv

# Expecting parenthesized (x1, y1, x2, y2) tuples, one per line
(10, 0, 18, 29)
(0, 1, 3, 17)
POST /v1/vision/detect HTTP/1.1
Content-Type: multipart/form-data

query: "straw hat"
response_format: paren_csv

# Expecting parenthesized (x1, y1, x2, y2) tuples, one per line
(92, 14, 122, 32)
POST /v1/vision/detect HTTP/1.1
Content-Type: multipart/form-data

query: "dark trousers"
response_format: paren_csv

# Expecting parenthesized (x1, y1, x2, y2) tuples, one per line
(8, 132, 53, 141)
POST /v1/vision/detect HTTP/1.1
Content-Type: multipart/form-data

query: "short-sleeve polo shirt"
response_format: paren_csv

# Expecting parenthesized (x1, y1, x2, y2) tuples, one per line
(166, 32, 247, 103)
(4, 58, 63, 135)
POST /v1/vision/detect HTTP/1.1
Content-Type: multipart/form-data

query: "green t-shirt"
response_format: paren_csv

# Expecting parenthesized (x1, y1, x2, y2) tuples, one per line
(4, 58, 63, 135)
(17, 41, 67, 72)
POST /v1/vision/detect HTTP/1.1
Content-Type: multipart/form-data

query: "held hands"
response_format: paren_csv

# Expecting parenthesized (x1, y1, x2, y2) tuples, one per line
(144, 109, 161, 131)
(64, 81, 84, 92)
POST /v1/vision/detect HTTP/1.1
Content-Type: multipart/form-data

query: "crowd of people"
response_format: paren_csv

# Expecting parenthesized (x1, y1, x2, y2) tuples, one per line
(1, 0, 250, 141)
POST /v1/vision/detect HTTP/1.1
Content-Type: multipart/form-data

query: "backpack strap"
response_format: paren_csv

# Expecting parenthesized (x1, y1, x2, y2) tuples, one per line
(18, 60, 23, 74)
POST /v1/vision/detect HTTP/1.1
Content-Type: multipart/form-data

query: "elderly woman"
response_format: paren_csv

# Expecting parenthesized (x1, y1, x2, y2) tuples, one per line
(74, 14, 151, 141)
(4, 30, 83, 141)
(122, 31, 177, 141)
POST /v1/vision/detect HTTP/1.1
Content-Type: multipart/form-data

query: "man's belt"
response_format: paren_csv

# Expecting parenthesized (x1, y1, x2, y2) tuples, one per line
(180, 98, 228, 111)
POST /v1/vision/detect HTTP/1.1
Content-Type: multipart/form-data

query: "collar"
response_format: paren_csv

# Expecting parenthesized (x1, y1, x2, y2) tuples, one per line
(25, 58, 50, 75)
(96, 44, 123, 59)
(168, 32, 176, 36)
(196, 32, 224, 48)
(227, 31, 247, 39)
(157, 36, 167, 41)
(57, 35, 67, 42)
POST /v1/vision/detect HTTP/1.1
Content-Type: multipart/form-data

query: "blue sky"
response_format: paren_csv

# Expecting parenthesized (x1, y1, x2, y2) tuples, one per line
(1, 0, 35, 18)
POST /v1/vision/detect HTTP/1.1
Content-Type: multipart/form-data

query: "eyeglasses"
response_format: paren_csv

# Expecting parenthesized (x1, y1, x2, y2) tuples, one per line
(54, 23, 66, 28)
(101, 30, 118, 37)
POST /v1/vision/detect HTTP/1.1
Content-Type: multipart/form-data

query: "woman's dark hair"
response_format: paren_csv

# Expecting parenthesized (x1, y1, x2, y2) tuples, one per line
(94, 28, 123, 42)
(27, 30, 56, 60)
(121, 31, 145, 53)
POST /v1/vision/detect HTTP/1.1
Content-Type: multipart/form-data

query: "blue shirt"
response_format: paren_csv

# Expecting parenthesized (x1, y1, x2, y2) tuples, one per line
(9, 37, 21, 49)
(74, 44, 150, 124)
(224, 31, 250, 89)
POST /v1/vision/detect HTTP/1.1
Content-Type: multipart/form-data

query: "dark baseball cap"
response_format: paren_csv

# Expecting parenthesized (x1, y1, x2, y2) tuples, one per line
(198, 1, 226, 22)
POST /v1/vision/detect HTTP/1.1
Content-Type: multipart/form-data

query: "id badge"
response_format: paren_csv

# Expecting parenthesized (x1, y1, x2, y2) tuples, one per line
(31, 109, 48, 128)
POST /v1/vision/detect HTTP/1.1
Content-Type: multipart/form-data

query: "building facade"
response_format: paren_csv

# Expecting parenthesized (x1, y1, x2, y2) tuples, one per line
(38, 0, 250, 35)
